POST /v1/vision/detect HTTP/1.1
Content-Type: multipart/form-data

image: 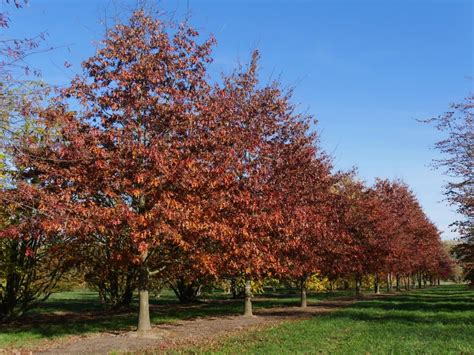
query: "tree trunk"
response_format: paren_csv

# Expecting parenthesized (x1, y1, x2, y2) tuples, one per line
(243, 279, 253, 316)
(418, 272, 422, 289)
(137, 253, 151, 333)
(387, 273, 392, 292)
(437, 278, 440, 286)
(396, 274, 401, 291)
(355, 275, 362, 297)
(300, 277, 307, 308)
(374, 275, 380, 294)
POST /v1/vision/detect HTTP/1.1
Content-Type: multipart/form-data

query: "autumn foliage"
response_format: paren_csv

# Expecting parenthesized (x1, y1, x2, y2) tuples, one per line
(0, 10, 453, 326)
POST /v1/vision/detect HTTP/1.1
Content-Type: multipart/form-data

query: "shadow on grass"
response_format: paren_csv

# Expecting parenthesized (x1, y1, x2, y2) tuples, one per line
(0, 289, 351, 346)
(319, 284, 474, 326)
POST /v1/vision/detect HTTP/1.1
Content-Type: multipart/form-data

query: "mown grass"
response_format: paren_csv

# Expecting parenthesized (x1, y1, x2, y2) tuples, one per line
(187, 284, 474, 354)
(0, 287, 350, 349)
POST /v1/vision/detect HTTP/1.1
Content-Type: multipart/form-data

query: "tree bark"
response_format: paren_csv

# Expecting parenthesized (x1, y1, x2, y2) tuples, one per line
(137, 252, 151, 333)
(396, 274, 401, 291)
(243, 279, 253, 316)
(300, 277, 307, 308)
(418, 272, 422, 289)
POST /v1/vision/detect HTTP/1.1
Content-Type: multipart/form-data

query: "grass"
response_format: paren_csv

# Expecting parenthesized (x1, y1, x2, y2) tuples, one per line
(187, 284, 474, 354)
(0, 287, 351, 349)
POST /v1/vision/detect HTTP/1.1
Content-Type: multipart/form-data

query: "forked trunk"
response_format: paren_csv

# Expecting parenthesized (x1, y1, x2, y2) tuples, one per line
(243, 279, 253, 317)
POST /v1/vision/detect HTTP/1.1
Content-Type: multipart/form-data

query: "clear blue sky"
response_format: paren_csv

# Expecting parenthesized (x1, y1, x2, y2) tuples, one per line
(4, 0, 473, 239)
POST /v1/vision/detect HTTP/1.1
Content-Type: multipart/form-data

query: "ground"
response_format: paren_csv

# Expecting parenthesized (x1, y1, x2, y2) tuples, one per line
(0, 288, 351, 350)
(0, 285, 472, 354)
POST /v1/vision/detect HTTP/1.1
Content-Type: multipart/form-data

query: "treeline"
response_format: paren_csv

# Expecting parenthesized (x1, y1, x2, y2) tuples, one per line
(0, 10, 453, 329)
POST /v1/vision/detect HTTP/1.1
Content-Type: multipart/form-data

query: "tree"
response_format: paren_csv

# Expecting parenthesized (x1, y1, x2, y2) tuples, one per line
(270, 147, 337, 307)
(424, 94, 473, 285)
(333, 175, 388, 296)
(0, 1, 64, 321)
(0, 0, 49, 144)
(4, 10, 223, 331)
(0, 173, 71, 321)
(202, 51, 325, 315)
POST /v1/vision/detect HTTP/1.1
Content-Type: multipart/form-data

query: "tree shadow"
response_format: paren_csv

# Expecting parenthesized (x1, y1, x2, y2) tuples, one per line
(320, 285, 474, 326)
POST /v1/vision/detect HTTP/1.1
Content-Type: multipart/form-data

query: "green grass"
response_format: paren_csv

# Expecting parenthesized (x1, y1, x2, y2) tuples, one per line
(0, 287, 350, 349)
(188, 284, 474, 354)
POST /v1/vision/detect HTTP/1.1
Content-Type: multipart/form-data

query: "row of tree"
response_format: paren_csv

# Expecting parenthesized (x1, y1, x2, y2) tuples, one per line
(0, 10, 454, 330)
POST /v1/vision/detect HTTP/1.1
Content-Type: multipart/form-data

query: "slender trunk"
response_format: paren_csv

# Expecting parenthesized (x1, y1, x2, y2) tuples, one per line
(437, 278, 440, 286)
(396, 274, 401, 291)
(243, 279, 253, 316)
(137, 252, 151, 333)
(355, 275, 362, 297)
(374, 275, 380, 294)
(418, 272, 422, 289)
(387, 273, 392, 292)
(300, 277, 307, 308)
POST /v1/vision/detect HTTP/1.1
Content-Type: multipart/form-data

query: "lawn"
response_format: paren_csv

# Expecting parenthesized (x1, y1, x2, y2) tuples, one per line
(189, 284, 474, 354)
(0, 287, 351, 349)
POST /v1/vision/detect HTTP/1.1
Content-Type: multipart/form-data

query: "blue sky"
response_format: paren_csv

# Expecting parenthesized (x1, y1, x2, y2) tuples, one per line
(3, 0, 473, 239)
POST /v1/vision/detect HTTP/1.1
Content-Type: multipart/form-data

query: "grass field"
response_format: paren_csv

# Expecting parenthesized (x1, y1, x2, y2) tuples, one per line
(2, 285, 472, 352)
(0, 287, 350, 349)
(188, 284, 474, 354)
